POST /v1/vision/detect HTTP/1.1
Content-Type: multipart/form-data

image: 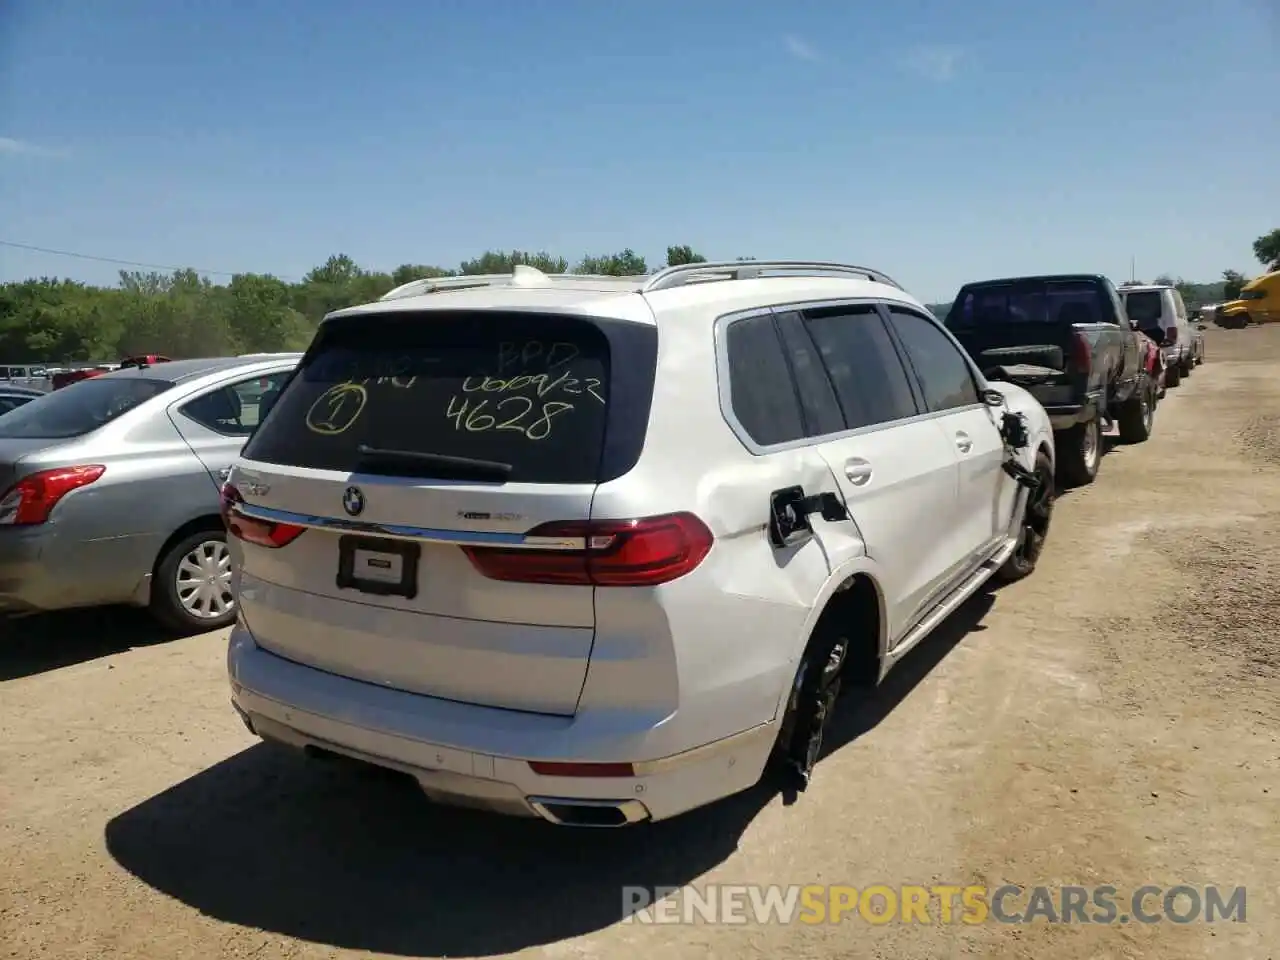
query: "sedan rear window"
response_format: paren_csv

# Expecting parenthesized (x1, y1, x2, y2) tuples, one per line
(243, 310, 635, 484)
(0, 377, 173, 439)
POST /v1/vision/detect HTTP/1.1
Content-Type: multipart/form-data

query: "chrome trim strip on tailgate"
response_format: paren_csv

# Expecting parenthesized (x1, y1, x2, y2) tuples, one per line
(233, 502, 582, 549)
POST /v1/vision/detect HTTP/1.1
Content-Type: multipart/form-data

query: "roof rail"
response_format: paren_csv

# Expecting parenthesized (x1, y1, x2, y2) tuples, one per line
(640, 260, 903, 293)
(378, 266, 652, 301)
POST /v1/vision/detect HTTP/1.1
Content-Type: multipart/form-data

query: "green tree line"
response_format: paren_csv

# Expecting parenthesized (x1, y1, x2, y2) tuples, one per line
(3, 229, 1276, 362)
(0, 245, 717, 362)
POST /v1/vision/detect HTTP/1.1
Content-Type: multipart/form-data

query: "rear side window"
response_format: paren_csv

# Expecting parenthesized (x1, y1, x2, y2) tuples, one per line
(242, 311, 642, 484)
(774, 312, 846, 437)
(887, 308, 980, 413)
(181, 372, 293, 437)
(0, 377, 172, 439)
(801, 306, 919, 429)
(724, 314, 806, 446)
(0, 396, 34, 415)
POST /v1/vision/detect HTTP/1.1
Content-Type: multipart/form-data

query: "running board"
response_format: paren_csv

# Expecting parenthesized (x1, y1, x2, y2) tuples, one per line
(886, 538, 1015, 665)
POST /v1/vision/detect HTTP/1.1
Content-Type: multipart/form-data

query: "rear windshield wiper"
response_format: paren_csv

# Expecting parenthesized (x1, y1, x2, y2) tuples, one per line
(355, 444, 513, 482)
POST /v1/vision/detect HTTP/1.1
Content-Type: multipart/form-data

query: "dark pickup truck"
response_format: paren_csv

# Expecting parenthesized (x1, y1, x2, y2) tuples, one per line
(943, 274, 1159, 486)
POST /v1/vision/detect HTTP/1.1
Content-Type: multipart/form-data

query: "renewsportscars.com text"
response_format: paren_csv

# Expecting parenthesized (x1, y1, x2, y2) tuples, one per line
(622, 883, 1247, 925)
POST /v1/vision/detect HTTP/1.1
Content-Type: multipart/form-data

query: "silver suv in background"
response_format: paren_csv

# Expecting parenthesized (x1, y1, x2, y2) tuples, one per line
(0, 354, 299, 630)
(1118, 283, 1198, 387)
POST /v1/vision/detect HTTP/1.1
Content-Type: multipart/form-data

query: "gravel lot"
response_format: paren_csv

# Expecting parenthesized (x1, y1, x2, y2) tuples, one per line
(3, 325, 1279, 960)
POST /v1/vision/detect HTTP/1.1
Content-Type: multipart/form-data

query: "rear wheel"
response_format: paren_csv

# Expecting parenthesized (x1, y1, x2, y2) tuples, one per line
(771, 623, 850, 790)
(1117, 378, 1155, 444)
(996, 450, 1055, 584)
(1057, 415, 1101, 487)
(150, 530, 237, 633)
(1165, 363, 1182, 388)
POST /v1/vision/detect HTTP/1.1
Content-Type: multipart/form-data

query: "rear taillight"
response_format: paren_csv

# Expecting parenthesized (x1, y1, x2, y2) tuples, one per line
(463, 512, 715, 587)
(1070, 331, 1092, 370)
(0, 465, 105, 526)
(219, 482, 305, 548)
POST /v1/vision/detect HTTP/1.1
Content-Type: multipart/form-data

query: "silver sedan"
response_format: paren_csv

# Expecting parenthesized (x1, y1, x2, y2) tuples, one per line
(0, 354, 299, 632)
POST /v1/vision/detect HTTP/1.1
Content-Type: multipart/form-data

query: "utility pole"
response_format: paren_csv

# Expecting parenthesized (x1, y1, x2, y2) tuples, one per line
(1131, 256, 1136, 283)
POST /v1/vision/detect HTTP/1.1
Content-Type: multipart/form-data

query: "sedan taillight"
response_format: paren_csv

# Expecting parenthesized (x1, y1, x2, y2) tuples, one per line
(0, 465, 106, 526)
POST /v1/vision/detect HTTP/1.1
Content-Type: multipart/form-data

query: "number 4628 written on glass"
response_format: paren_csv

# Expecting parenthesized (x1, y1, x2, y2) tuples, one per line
(445, 394, 574, 440)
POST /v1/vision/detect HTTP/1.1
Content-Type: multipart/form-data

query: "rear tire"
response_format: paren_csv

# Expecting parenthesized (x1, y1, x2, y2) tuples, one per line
(1057, 415, 1101, 487)
(1165, 363, 1182, 388)
(1117, 379, 1155, 444)
(150, 529, 237, 634)
(996, 450, 1055, 584)
(770, 623, 851, 791)
(1180, 357, 1193, 378)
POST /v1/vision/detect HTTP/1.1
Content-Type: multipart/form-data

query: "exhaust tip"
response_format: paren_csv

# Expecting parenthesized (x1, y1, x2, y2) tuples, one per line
(527, 797, 651, 827)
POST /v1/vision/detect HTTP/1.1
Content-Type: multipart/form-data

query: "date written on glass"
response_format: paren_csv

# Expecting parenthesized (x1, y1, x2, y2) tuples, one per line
(443, 339, 608, 440)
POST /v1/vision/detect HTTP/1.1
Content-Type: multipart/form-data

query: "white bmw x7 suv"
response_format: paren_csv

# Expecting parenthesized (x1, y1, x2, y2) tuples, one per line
(222, 260, 1056, 827)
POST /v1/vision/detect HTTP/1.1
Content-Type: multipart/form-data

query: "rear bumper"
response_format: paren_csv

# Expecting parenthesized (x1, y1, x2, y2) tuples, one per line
(0, 528, 62, 615)
(227, 626, 777, 825)
(0, 525, 156, 615)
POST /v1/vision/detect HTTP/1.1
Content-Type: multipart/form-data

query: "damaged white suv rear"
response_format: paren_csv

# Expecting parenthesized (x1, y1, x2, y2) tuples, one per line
(223, 260, 1055, 826)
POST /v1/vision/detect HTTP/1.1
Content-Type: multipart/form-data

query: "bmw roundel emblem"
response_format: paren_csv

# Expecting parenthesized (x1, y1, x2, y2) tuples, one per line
(342, 486, 365, 517)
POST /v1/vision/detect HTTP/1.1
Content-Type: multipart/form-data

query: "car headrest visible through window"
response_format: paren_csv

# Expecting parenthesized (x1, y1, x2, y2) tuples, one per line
(258, 387, 282, 420)
(187, 387, 242, 428)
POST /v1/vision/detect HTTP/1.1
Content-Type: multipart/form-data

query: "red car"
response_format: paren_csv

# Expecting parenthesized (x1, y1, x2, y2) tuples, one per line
(1136, 330, 1168, 399)
(118, 354, 171, 369)
(51, 355, 171, 389)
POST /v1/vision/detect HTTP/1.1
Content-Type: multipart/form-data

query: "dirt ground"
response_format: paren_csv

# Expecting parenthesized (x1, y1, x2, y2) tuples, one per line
(3, 325, 1279, 960)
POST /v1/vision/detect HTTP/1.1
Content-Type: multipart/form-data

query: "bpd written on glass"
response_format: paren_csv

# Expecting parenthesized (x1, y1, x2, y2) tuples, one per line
(446, 339, 606, 441)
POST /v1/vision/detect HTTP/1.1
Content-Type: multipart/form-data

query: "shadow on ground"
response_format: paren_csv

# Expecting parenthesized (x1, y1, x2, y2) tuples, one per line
(0, 606, 178, 681)
(104, 592, 994, 957)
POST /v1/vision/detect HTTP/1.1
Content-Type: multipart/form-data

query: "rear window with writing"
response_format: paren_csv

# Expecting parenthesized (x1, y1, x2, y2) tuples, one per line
(242, 311, 612, 483)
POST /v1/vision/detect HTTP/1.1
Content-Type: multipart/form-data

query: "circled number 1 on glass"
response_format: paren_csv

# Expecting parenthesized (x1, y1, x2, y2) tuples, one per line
(445, 395, 574, 440)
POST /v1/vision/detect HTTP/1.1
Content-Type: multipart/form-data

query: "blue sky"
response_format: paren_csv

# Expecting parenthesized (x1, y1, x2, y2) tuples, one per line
(1, 0, 1277, 302)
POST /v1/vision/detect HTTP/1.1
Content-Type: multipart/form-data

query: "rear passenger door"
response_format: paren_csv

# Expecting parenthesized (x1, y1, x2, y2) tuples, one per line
(722, 312, 847, 602)
(168, 369, 293, 490)
(791, 304, 964, 647)
(885, 305, 1017, 565)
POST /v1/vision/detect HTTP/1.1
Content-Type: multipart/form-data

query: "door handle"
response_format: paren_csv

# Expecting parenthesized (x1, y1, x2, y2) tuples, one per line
(844, 458, 873, 486)
(955, 432, 973, 454)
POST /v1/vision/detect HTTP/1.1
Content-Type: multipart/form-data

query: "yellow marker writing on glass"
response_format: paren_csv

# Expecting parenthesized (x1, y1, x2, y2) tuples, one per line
(305, 382, 368, 435)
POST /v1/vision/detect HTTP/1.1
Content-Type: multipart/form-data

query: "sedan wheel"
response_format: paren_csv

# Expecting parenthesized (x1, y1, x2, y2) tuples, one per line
(176, 539, 235, 621)
(151, 530, 239, 633)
